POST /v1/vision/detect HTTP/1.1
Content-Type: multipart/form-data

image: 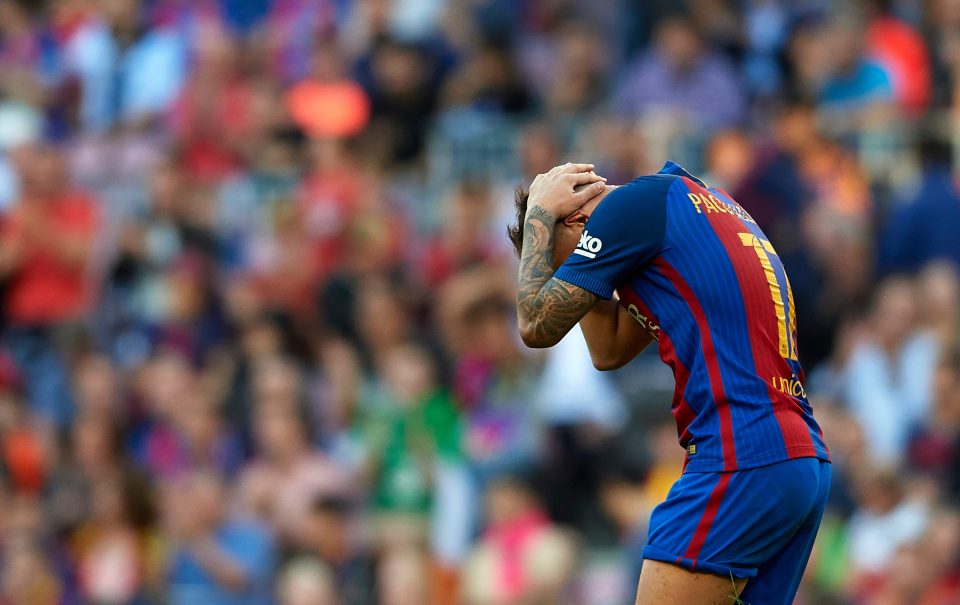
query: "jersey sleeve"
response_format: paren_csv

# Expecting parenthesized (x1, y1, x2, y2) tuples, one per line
(553, 175, 669, 299)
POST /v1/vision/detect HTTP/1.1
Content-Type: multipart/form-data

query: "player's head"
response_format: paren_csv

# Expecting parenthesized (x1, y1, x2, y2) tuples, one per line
(507, 177, 614, 267)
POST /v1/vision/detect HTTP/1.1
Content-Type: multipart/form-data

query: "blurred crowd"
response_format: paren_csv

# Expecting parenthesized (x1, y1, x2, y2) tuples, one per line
(0, 0, 960, 604)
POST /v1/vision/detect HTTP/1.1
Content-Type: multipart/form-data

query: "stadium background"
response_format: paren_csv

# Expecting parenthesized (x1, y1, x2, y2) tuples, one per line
(0, 0, 957, 603)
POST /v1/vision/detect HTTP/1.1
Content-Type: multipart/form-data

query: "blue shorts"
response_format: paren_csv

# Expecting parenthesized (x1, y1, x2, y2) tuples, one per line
(642, 457, 831, 605)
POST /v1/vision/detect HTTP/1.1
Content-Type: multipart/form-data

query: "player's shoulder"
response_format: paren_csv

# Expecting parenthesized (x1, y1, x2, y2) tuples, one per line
(600, 173, 676, 211)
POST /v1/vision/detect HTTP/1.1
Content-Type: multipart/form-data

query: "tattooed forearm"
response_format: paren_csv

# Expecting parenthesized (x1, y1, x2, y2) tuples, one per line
(516, 204, 597, 347)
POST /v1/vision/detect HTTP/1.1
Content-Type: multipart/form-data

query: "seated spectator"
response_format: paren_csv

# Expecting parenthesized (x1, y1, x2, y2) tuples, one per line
(917, 261, 960, 346)
(613, 14, 745, 130)
(818, 14, 894, 134)
(237, 396, 351, 547)
(295, 494, 375, 605)
(437, 268, 540, 483)
(846, 467, 929, 591)
(909, 347, 960, 481)
(462, 474, 576, 605)
(165, 471, 276, 605)
(843, 277, 939, 464)
(879, 138, 960, 274)
(71, 469, 158, 603)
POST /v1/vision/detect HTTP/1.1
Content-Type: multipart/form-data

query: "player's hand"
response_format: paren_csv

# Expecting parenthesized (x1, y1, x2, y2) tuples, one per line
(527, 163, 606, 221)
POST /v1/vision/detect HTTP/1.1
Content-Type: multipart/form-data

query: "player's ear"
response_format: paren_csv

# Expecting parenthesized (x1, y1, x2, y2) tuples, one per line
(563, 209, 589, 226)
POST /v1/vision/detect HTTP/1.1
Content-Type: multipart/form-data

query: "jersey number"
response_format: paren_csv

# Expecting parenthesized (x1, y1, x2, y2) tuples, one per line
(738, 233, 798, 361)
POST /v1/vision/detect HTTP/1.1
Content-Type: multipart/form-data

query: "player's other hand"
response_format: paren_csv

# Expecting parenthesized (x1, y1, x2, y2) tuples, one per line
(527, 163, 606, 221)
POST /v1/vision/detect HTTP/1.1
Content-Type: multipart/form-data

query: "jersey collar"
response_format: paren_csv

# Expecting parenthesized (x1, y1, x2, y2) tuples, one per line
(657, 160, 706, 187)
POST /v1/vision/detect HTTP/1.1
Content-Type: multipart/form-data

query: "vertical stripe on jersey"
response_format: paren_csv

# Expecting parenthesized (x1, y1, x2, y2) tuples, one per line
(701, 182, 818, 456)
(619, 289, 697, 446)
(652, 257, 738, 471)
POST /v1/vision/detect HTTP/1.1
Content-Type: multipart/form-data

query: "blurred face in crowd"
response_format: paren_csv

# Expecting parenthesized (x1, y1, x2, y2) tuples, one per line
(90, 475, 125, 525)
(933, 351, 960, 426)
(918, 262, 960, 334)
(656, 17, 703, 71)
(148, 161, 181, 217)
(176, 394, 221, 451)
(356, 279, 410, 354)
(278, 560, 336, 605)
(373, 43, 426, 100)
(922, 508, 960, 572)
(253, 356, 302, 410)
(377, 549, 429, 605)
(443, 180, 493, 248)
(254, 406, 307, 462)
(519, 125, 560, 178)
(72, 415, 117, 473)
(486, 478, 537, 525)
(884, 543, 931, 596)
(855, 468, 903, 514)
(383, 344, 436, 404)
(191, 473, 226, 527)
(306, 502, 352, 560)
(1, 536, 61, 604)
(140, 353, 195, 420)
(461, 296, 517, 362)
(706, 130, 755, 191)
(773, 104, 818, 154)
(73, 354, 118, 418)
(870, 278, 918, 351)
(241, 318, 285, 360)
(17, 144, 67, 200)
(825, 17, 867, 75)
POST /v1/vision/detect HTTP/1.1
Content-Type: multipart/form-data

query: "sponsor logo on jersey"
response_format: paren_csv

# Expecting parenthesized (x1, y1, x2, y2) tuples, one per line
(573, 230, 602, 259)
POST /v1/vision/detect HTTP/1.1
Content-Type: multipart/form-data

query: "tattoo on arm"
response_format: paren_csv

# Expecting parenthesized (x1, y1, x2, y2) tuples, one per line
(516, 205, 597, 346)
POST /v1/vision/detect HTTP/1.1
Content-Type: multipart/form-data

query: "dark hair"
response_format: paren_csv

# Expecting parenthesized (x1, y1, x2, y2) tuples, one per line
(506, 184, 529, 258)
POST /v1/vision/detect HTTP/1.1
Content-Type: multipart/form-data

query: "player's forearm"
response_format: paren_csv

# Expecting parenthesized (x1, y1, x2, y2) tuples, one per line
(516, 205, 595, 347)
(578, 298, 622, 367)
(579, 295, 654, 370)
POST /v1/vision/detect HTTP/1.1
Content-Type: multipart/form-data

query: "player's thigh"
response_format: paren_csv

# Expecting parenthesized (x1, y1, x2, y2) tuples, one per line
(635, 559, 748, 605)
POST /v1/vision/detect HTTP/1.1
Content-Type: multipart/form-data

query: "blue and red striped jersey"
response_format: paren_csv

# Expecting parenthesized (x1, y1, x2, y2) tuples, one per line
(555, 161, 830, 472)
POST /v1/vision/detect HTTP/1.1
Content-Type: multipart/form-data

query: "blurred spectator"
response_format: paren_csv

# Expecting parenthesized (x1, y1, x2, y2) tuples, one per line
(909, 346, 960, 499)
(438, 268, 540, 482)
(71, 469, 158, 603)
(844, 278, 939, 464)
(238, 384, 351, 546)
(360, 342, 462, 550)
(880, 137, 960, 274)
(294, 494, 375, 605)
(0, 143, 98, 424)
(63, 0, 186, 133)
(165, 471, 276, 605)
(818, 13, 894, 135)
(866, 0, 931, 115)
(613, 14, 745, 131)
(846, 468, 930, 598)
(462, 474, 576, 605)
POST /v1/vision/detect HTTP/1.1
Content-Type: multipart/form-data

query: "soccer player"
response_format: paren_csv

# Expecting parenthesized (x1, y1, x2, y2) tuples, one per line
(508, 162, 830, 605)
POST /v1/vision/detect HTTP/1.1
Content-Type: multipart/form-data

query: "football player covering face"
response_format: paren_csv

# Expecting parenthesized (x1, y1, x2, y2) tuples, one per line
(509, 162, 830, 605)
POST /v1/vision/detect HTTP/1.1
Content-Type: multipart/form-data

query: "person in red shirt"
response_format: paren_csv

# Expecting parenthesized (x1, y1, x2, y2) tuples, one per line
(0, 143, 99, 425)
